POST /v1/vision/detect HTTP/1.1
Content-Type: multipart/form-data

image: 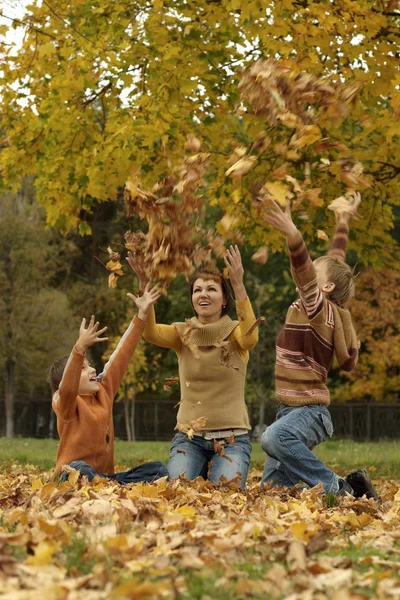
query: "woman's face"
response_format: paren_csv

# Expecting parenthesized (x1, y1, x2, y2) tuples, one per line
(192, 278, 226, 323)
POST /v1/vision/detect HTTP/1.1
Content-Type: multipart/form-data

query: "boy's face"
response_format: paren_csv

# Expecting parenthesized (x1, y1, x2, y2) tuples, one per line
(78, 359, 99, 395)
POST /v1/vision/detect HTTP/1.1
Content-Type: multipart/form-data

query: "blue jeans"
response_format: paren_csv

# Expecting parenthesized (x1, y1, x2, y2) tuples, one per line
(168, 432, 252, 488)
(60, 460, 169, 484)
(261, 404, 339, 494)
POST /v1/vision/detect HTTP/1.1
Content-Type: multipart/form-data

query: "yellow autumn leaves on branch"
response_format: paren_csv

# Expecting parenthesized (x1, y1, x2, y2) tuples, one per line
(0, 0, 399, 265)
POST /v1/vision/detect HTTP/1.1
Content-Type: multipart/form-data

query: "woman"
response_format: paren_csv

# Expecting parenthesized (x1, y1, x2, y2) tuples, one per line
(128, 246, 258, 488)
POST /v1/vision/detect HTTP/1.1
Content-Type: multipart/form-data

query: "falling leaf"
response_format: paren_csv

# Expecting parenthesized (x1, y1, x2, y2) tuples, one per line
(225, 156, 257, 178)
(108, 273, 119, 288)
(105, 260, 124, 273)
(251, 247, 268, 265)
(317, 230, 329, 241)
(245, 317, 265, 336)
(186, 134, 201, 152)
(107, 246, 120, 261)
(163, 376, 179, 391)
(260, 181, 290, 207)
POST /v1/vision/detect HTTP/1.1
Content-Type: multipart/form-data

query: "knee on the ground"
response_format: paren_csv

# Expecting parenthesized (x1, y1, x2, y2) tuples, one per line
(261, 425, 293, 456)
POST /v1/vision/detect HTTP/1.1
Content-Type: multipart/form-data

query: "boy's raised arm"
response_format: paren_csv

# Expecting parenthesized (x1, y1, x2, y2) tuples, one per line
(263, 200, 315, 287)
(100, 284, 161, 400)
(329, 192, 361, 261)
(263, 200, 322, 317)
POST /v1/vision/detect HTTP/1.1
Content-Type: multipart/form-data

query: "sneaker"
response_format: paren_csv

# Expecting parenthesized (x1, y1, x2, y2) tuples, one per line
(345, 468, 378, 500)
(337, 478, 354, 497)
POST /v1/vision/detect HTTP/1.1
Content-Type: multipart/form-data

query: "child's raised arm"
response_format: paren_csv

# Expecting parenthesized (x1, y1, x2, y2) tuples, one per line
(100, 284, 160, 400)
(264, 200, 322, 317)
(329, 192, 361, 261)
(127, 282, 161, 321)
(54, 317, 108, 420)
(75, 316, 108, 354)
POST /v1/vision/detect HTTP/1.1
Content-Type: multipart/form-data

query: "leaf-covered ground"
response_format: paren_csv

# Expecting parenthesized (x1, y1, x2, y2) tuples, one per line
(1, 463, 399, 600)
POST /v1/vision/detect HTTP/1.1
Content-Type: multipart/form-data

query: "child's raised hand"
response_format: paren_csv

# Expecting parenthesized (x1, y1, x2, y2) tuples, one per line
(126, 251, 149, 291)
(127, 282, 161, 321)
(348, 191, 361, 217)
(76, 316, 108, 354)
(263, 200, 298, 242)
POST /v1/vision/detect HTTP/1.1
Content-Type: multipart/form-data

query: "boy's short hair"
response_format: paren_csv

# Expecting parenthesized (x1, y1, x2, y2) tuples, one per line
(47, 355, 70, 395)
(314, 256, 355, 307)
(189, 271, 233, 316)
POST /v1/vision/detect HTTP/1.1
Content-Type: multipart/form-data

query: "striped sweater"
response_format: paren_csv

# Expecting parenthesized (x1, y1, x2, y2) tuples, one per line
(52, 317, 145, 475)
(275, 222, 358, 407)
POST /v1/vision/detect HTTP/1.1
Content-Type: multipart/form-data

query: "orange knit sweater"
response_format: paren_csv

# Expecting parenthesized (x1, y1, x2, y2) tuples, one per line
(52, 316, 145, 475)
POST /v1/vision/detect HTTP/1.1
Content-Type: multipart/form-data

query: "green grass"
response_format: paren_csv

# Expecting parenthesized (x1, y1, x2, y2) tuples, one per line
(0, 437, 399, 477)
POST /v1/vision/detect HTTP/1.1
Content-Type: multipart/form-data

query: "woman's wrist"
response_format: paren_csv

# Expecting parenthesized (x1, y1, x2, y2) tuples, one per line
(139, 279, 149, 292)
(233, 283, 247, 302)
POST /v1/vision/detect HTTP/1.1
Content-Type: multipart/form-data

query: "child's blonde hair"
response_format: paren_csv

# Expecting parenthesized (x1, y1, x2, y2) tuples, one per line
(314, 256, 355, 307)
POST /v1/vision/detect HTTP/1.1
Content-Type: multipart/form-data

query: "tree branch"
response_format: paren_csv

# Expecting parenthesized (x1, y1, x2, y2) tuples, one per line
(83, 81, 113, 107)
(41, 0, 95, 45)
(372, 162, 400, 183)
(0, 13, 57, 39)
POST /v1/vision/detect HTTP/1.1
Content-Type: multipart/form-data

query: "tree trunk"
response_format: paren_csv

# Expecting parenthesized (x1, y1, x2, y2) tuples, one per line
(130, 392, 136, 442)
(258, 391, 265, 440)
(5, 358, 15, 438)
(124, 393, 132, 441)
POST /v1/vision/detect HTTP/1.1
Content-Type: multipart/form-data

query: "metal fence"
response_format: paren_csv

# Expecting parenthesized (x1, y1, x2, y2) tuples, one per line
(1, 396, 400, 441)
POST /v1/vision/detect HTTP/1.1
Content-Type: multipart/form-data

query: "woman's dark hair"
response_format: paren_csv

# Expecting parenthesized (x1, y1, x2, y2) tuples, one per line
(189, 272, 233, 317)
(47, 354, 70, 395)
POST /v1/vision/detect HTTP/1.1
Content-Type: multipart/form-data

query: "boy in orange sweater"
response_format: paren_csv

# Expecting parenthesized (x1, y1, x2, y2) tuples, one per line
(48, 283, 168, 483)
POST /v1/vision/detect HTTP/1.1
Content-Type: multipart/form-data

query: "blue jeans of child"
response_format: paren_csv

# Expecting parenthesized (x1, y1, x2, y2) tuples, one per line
(261, 404, 339, 494)
(60, 460, 169, 484)
(168, 432, 252, 488)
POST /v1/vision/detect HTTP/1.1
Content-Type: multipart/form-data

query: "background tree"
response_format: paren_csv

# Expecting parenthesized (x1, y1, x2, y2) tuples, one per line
(331, 266, 400, 403)
(0, 187, 78, 436)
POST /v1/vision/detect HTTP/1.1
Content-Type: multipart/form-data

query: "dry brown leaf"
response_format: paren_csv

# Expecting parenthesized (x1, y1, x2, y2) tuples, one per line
(245, 316, 265, 336)
(317, 230, 329, 241)
(251, 247, 268, 265)
(225, 156, 257, 178)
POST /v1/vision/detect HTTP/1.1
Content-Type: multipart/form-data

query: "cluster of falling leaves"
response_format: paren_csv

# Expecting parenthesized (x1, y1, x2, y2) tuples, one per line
(104, 60, 372, 287)
(226, 60, 370, 242)
(1, 463, 400, 600)
(106, 136, 229, 288)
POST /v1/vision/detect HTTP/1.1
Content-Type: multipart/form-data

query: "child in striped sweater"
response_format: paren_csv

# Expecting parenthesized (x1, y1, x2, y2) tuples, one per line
(261, 193, 378, 499)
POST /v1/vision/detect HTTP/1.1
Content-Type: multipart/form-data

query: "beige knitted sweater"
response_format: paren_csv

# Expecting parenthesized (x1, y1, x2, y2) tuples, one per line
(143, 299, 258, 431)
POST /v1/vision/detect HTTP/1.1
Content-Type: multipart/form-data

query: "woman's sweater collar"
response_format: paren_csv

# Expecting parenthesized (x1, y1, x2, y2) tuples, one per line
(176, 315, 238, 347)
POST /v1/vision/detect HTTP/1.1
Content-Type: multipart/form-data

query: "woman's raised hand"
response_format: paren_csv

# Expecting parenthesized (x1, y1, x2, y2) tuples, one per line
(126, 251, 149, 291)
(224, 245, 247, 302)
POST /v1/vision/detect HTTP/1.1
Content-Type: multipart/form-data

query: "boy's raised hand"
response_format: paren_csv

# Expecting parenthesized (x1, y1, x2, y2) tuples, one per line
(348, 191, 361, 215)
(263, 200, 298, 244)
(76, 316, 108, 354)
(127, 282, 161, 321)
(332, 191, 361, 224)
(126, 251, 149, 291)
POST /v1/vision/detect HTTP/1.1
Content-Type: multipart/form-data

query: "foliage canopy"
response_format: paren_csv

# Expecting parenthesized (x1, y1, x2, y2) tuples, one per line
(0, 0, 399, 263)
